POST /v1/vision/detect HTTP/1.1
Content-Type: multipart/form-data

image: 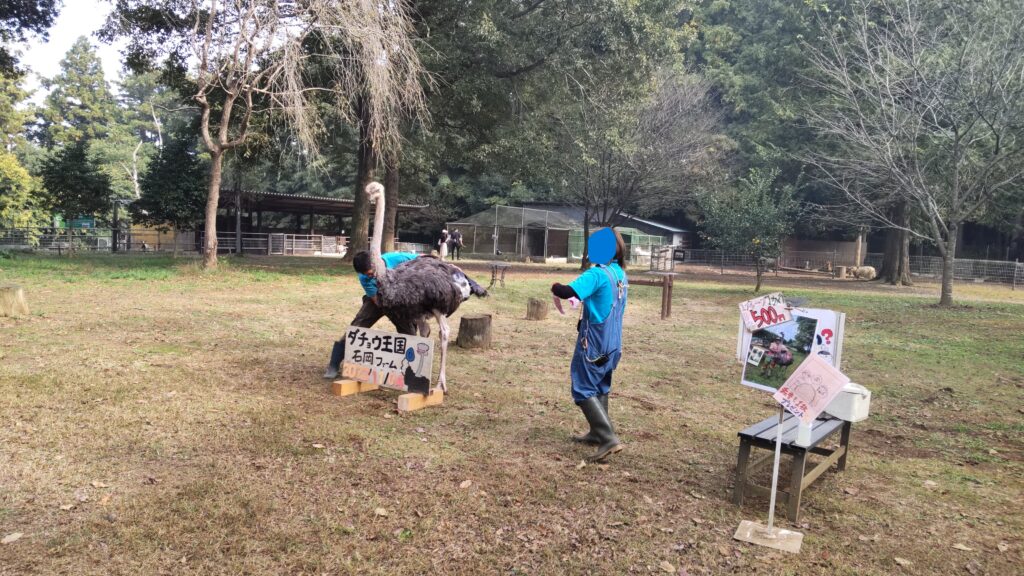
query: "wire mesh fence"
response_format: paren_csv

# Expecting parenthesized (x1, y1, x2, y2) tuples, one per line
(666, 247, 1023, 287)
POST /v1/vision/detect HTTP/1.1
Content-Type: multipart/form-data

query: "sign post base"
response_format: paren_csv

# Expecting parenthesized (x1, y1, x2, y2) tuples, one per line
(733, 520, 803, 554)
(397, 389, 444, 413)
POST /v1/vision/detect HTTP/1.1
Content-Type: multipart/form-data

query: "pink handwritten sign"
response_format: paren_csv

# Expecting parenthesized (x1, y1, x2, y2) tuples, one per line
(739, 292, 792, 331)
(773, 354, 849, 423)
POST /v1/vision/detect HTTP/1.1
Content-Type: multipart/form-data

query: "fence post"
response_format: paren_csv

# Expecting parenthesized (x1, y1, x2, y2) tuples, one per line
(720, 250, 725, 275)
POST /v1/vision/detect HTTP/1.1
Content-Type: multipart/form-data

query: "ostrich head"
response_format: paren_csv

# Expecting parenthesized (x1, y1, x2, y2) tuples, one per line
(366, 181, 384, 203)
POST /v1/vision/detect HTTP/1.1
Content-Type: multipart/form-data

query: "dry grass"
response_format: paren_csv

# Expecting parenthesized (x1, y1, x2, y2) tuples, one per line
(1, 254, 1021, 575)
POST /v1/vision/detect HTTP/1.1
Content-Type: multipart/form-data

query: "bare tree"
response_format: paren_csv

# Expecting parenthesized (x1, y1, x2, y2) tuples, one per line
(804, 0, 1024, 305)
(558, 73, 722, 267)
(106, 0, 427, 268)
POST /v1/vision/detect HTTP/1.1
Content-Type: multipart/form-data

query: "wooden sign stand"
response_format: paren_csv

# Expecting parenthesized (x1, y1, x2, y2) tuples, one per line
(330, 377, 444, 414)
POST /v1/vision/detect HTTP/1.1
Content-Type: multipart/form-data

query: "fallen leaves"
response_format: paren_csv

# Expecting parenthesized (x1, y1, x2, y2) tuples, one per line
(894, 557, 912, 567)
(373, 507, 388, 517)
(996, 542, 1009, 553)
(951, 543, 973, 551)
(90, 481, 109, 488)
(2, 532, 23, 544)
(843, 487, 859, 496)
(965, 559, 982, 575)
(459, 480, 472, 489)
(658, 560, 675, 573)
(858, 533, 880, 542)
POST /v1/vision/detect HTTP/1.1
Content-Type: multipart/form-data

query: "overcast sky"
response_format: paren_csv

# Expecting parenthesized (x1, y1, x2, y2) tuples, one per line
(17, 0, 126, 101)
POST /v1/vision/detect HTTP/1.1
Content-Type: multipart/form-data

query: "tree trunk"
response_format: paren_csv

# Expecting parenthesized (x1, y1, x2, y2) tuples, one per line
(0, 284, 30, 317)
(203, 151, 224, 269)
(580, 206, 590, 271)
(526, 297, 549, 320)
(878, 201, 912, 285)
(939, 225, 958, 306)
(456, 313, 492, 349)
(854, 230, 864, 266)
(346, 97, 376, 262)
(383, 158, 399, 253)
(754, 260, 763, 293)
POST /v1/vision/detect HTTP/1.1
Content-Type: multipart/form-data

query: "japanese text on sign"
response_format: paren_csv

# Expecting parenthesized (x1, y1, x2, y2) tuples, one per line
(342, 326, 434, 393)
(772, 354, 849, 423)
(738, 292, 793, 331)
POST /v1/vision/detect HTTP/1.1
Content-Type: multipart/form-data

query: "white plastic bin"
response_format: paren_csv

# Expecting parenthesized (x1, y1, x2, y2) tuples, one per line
(825, 383, 871, 422)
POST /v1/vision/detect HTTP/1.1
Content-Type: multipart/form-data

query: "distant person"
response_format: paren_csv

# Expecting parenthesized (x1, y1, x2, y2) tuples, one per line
(437, 228, 449, 260)
(449, 228, 464, 260)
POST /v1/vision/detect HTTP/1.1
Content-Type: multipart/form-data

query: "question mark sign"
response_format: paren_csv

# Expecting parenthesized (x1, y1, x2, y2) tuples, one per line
(821, 329, 833, 345)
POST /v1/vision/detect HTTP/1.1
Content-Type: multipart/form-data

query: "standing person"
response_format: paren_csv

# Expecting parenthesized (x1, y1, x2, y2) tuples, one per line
(437, 228, 449, 260)
(550, 228, 629, 462)
(449, 228, 464, 260)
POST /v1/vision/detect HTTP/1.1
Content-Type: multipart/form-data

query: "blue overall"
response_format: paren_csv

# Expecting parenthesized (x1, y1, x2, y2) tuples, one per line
(569, 264, 628, 404)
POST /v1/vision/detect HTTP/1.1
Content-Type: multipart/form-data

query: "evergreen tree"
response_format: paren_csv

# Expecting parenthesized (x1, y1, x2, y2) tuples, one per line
(132, 135, 208, 233)
(40, 140, 113, 222)
(37, 37, 118, 147)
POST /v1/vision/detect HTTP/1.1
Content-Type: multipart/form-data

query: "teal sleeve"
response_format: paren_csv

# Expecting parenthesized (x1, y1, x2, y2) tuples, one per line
(358, 273, 378, 297)
(568, 267, 603, 301)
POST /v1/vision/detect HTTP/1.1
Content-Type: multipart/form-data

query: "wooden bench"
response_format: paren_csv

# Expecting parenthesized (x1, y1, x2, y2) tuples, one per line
(733, 413, 852, 522)
(488, 262, 511, 288)
(629, 273, 674, 319)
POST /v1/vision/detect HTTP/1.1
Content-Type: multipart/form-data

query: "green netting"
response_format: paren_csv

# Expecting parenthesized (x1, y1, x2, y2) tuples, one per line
(448, 205, 580, 230)
(568, 227, 665, 263)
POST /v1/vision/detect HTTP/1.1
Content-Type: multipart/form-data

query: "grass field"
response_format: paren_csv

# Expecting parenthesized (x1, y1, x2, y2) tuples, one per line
(1, 254, 1022, 575)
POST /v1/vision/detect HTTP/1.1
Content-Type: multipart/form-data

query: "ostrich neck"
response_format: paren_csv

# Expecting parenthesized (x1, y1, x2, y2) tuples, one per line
(371, 191, 387, 291)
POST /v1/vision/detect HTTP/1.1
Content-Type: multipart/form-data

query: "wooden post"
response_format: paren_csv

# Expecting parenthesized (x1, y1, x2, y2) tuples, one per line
(456, 314, 492, 349)
(0, 285, 30, 317)
(526, 297, 548, 320)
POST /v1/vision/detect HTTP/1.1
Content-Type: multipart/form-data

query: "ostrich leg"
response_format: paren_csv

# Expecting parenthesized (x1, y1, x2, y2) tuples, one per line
(432, 309, 451, 393)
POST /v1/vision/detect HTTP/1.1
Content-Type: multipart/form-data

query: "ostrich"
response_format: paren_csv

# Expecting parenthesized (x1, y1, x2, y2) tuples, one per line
(364, 181, 486, 392)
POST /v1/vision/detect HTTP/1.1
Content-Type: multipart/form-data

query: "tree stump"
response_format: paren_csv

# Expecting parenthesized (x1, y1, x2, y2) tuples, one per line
(526, 297, 548, 320)
(456, 313, 492, 349)
(0, 285, 29, 317)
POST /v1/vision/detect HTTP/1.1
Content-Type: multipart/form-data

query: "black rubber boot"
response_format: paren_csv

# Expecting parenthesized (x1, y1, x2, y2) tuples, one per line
(571, 394, 609, 445)
(578, 396, 622, 462)
(323, 340, 345, 379)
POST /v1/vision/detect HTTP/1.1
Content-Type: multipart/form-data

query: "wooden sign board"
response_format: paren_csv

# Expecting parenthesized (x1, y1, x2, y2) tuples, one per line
(341, 326, 434, 394)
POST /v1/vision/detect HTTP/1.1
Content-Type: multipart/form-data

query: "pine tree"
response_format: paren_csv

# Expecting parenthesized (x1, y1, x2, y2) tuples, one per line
(38, 37, 118, 147)
(40, 140, 113, 222)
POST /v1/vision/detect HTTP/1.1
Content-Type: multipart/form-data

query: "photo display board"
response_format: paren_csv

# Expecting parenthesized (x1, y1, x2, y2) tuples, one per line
(737, 307, 846, 393)
(341, 326, 435, 394)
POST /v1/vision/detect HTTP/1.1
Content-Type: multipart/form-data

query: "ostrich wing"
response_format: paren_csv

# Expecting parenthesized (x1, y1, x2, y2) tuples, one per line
(378, 257, 466, 317)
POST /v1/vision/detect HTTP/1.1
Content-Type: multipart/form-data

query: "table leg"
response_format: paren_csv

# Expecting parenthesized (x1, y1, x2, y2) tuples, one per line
(787, 451, 807, 522)
(838, 421, 852, 471)
(733, 439, 752, 506)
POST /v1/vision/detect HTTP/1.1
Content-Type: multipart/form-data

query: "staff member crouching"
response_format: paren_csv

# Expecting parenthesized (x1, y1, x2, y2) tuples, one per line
(551, 228, 629, 462)
(323, 251, 420, 379)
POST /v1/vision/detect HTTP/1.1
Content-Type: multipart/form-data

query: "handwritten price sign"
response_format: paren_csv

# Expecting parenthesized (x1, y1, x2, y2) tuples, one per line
(738, 292, 792, 331)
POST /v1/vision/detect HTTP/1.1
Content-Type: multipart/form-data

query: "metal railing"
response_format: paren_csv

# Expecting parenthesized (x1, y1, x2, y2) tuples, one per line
(0, 227, 349, 258)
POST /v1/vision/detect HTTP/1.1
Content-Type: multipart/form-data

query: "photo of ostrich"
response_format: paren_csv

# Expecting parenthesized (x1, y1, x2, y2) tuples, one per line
(742, 315, 819, 392)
